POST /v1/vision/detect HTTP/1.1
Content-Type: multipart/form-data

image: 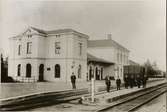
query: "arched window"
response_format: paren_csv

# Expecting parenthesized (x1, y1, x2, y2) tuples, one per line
(95, 67, 99, 80)
(17, 64, 21, 76)
(78, 65, 81, 78)
(55, 64, 60, 78)
(89, 66, 92, 80)
(26, 64, 31, 78)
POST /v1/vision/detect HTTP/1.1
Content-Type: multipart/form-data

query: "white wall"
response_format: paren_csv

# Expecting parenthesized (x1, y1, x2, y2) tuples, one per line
(8, 29, 88, 83)
(88, 47, 116, 63)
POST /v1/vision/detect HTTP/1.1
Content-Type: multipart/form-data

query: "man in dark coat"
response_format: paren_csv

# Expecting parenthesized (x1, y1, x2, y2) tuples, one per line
(105, 75, 111, 92)
(136, 74, 141, 88)
(124, 75, 129, 89)
(116, 77, 121, 90)
(142, 75, 147, 88)
(71, 73, 76, 89)
(129, 75, 134, 88)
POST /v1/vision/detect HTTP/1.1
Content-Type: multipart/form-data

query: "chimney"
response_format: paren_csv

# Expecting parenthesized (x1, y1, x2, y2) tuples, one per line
(107, 34, 112, 40)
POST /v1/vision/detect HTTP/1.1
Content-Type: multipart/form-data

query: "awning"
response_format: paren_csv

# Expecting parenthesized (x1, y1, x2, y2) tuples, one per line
(87, 53, 114, 64)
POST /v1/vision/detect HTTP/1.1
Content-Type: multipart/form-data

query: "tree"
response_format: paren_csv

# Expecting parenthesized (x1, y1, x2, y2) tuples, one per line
(143, 59, 157, 78)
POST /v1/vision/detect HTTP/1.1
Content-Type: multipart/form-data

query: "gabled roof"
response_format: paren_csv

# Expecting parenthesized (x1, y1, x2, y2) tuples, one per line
(87, 53, 114, 64)
(129, 60, 139, 65)
(88, 39, 129, 52)
(30, 27, 47, 34)
(12, 27, 89, 38)
(45, 28, 89, 37)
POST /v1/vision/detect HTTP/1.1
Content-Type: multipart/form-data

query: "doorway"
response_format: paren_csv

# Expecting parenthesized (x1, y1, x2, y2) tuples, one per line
(39, 64, 44, 81)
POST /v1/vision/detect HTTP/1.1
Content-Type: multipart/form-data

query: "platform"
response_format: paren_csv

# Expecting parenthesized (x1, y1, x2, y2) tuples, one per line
(0, 78, 165, 101)
(29, 79, 166, 111)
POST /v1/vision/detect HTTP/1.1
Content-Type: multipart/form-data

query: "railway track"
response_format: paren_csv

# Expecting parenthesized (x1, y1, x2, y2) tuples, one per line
(98, 83, 167, 112)
(0, 80, 166, 111)
(0, 88, 89, 111)
(0, 86, 114, 111)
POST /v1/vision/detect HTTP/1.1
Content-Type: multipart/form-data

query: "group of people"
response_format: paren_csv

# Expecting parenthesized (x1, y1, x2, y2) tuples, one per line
(105, 74, 147, 92)
(105, 75, 121, 92)
(71, 73, 147, 92)
(124, 74, 147, 89)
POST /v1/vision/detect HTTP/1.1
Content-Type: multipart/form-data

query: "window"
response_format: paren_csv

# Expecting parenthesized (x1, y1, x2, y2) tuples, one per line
(78, 65, 81, 78)
(27, 42, 32, 54)
(18, 45, 21, 55)
(89, 66, 92, 80)
(55, 64, 60, 78)
(55, 42, 60, 54)
(95, 67, 100, 80)
(55, 34, 60, 38)
(17, 64, 21, 76)
(28, 35, 32, 38)
(79, 43, 82, 56)
(117, 53, 119, 63)
(120, 53, 122, 64)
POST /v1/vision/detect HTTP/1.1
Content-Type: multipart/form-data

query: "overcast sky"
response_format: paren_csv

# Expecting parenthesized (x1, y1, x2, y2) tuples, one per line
(0, 0, 166, 71)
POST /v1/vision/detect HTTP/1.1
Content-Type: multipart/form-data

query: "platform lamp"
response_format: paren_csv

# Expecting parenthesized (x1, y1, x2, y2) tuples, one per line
(91, 77, 95, 103)
(90, 67, 95, 103)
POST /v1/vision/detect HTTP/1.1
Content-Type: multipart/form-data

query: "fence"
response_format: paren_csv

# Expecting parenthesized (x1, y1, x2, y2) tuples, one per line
(15, 76, 37, 83)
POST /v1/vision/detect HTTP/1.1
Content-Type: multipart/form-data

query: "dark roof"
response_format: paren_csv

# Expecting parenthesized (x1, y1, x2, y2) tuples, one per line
(87, 53, 114, 64)
(129, 60, 139, 65)
(88, 39, 129, 52)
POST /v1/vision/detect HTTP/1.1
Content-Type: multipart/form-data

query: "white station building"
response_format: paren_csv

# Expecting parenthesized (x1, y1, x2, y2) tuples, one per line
(8, 27, 129, 83)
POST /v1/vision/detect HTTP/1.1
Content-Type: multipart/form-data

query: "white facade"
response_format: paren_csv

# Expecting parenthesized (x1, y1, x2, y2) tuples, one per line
(8, 27, 88, 82)
(9, 27, 130, 83)
(88, 39, 129, 80)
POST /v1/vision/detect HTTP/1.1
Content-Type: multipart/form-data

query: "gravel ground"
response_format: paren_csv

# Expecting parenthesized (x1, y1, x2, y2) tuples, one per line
(136, 92, 166, 112)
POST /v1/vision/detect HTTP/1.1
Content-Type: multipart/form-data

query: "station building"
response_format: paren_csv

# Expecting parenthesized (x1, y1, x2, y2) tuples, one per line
(8, 27, 129, 82)
(87, 35, 129, 81)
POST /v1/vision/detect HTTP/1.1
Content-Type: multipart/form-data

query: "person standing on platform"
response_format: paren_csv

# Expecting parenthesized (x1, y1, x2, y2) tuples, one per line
(136, 74, 141, 88)
(130, 75, 134, 88)
(124, 75, 129, 89)
(142, 75, 147, 88)
(71, 72, 76, 89)
(105, 75, 111, 92)
(116, 77, 121, 90)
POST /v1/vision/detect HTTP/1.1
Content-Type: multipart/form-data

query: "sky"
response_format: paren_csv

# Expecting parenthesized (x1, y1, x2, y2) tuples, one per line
(0, 0, 166, 71)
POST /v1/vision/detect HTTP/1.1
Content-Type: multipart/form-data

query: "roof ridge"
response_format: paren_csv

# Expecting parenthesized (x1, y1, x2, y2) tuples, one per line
(88, 39, 129, 51)
(30, 27, 47, 34)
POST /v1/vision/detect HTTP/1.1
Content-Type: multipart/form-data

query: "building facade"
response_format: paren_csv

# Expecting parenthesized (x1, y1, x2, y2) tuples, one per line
(9, 27, 129, 82)
(87, 36, 129, 80)
(8, 27, 88, 82)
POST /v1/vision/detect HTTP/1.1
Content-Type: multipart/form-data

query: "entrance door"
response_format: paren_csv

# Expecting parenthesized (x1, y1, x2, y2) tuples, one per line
(26, 64, 31, 78)
(39, 64, 44, 81)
